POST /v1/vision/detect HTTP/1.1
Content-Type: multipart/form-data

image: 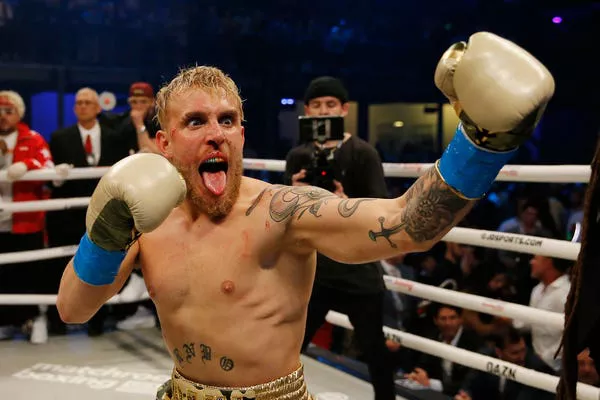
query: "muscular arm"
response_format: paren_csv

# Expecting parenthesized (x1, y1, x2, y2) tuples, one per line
(249, 165, 475, 263)
(56, 242, 139, 324)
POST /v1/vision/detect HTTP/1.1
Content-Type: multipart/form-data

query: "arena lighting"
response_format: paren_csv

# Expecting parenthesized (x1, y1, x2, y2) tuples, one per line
(552, 16, 562, 24)
(280, 98, 295, 106)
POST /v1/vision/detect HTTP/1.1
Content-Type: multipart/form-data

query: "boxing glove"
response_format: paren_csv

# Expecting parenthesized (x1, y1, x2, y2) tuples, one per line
(435, 32, 554, 198)
(73, 153, 186, 286)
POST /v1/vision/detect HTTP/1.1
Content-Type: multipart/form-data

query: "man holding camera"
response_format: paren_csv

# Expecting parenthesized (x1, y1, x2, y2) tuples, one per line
(284, 76, 396, 400)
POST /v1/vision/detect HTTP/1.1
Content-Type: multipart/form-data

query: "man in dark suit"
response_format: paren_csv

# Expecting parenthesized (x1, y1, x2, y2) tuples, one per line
(46, 87, 129, 336)
(455, 327, 556, 400)
(405, 303, 483, 396)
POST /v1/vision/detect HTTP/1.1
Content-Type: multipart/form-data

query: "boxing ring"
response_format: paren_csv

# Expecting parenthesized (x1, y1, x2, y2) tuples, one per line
(0, 160, 596, 400)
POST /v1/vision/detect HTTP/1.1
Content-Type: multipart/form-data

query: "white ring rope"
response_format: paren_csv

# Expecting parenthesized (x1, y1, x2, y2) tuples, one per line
(383, 275, 564, 329)
(0, 160, 591, 183)
(0, 197, 90, 213)
(0, 245, 77, 264)
(0, 291, 150, 306)
(445, 227, 580, 261)
(0, 224, 579, 266)
(0, 166, 110, 182)
(325, 310, 599, 400)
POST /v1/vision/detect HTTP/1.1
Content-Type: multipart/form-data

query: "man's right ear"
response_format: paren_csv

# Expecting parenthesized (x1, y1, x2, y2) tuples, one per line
(156, 130, 172, 158)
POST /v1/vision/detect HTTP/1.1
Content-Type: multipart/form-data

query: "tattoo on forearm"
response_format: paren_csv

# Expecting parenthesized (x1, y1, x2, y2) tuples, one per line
(369, 167, 471, 246)
(172, 342, 233, 371)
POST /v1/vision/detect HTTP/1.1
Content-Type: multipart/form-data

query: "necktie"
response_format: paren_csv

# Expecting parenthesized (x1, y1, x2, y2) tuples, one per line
(84, 134, 92, 154)
(84, 134, 95, 165)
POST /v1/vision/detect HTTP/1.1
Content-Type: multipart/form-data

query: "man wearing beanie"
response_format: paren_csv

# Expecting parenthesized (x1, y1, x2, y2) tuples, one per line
(284, 76, 396, 400)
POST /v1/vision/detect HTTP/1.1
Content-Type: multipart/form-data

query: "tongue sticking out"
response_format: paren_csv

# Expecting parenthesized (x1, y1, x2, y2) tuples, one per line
(202, 171, 227, 196)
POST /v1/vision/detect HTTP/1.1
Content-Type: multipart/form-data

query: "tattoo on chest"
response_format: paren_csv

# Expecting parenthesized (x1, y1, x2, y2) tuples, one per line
(369, 167, 470, 246)
(173, 342, 234, 372)
(246, 185, 373, 222)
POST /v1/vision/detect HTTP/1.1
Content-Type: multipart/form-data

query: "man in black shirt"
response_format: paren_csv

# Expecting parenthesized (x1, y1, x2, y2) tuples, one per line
(284, 76, 396, 400)
(99, 82, 160, 155)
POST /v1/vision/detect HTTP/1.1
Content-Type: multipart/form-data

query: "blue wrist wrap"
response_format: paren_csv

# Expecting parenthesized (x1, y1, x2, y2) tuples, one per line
(438, 124, 517, 199)
(73, 232, 126, 286)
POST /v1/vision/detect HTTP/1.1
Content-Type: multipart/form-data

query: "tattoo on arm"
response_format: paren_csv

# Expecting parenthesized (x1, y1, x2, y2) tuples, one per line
(172, 342, 233, 371)
(246, 185, 374, 222)
(268, 186, 334, 222)
(369, 167, 471, 246)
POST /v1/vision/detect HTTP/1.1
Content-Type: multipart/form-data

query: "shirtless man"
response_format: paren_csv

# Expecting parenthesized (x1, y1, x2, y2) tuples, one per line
(57, 32, 555, 400)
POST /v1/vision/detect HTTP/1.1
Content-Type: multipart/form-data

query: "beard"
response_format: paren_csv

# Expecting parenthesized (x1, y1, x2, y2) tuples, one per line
(174, 154, 243, 220)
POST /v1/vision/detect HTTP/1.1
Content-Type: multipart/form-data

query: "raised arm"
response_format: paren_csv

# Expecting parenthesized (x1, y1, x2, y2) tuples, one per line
(255, 32, 554, 264)
(56, 153, 186, 323)
(57, 244, 138, 323)
(259, 165, 473, 263)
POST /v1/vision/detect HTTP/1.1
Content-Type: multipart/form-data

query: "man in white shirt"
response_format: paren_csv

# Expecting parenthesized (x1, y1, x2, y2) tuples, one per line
(513, 255, 572, 371)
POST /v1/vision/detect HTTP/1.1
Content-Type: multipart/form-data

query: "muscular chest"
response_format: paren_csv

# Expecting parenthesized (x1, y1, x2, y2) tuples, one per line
(138, 216, 283, 306)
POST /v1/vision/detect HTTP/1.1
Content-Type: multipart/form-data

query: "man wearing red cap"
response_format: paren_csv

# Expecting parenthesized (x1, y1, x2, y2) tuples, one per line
(99, 82, 161, 155)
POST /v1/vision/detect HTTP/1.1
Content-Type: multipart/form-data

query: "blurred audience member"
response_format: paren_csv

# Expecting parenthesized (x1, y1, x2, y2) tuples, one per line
(405, 304, 482, 396)
(100, 82, 160, 154)
(497, 199, 552, 269)
(513, 255, 572, 372)
(47, 87, 129, 336)
(0, 90, 54, 344)
(462, 268, 516, 339)
(381, 253, 417, 331)
(578, 348, 600, 387)
(455, 327, 555, 400)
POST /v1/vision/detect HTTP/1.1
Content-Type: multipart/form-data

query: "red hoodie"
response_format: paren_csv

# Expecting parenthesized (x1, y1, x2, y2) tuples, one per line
(8, 122, 54, 234)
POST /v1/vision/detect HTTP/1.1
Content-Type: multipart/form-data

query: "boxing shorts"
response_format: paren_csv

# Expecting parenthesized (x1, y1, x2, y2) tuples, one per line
(156, 363, 313, 400)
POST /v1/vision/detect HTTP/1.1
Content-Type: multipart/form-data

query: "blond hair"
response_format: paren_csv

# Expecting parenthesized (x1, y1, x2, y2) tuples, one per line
(0, 90, 25, 118)
(156, 66, 244, 129)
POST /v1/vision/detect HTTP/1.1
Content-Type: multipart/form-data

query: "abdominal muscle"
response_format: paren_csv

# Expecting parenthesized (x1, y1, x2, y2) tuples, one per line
(158, 303, 307, 387)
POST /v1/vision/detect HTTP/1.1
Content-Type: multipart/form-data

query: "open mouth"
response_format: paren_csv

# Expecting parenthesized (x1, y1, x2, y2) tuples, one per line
(198, 157, 229, 196)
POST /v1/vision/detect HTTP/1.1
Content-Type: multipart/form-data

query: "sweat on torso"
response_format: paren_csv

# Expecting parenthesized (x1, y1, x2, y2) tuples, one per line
(136, 181, 317, 386)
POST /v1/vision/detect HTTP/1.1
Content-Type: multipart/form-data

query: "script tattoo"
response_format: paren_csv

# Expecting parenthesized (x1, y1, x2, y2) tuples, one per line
(368, 167, 470, 246)
(183, 343, 196, 364)
(173, 342, 213, 366)
(199, 344, 212, 363)
(173, 348, 185, 365)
